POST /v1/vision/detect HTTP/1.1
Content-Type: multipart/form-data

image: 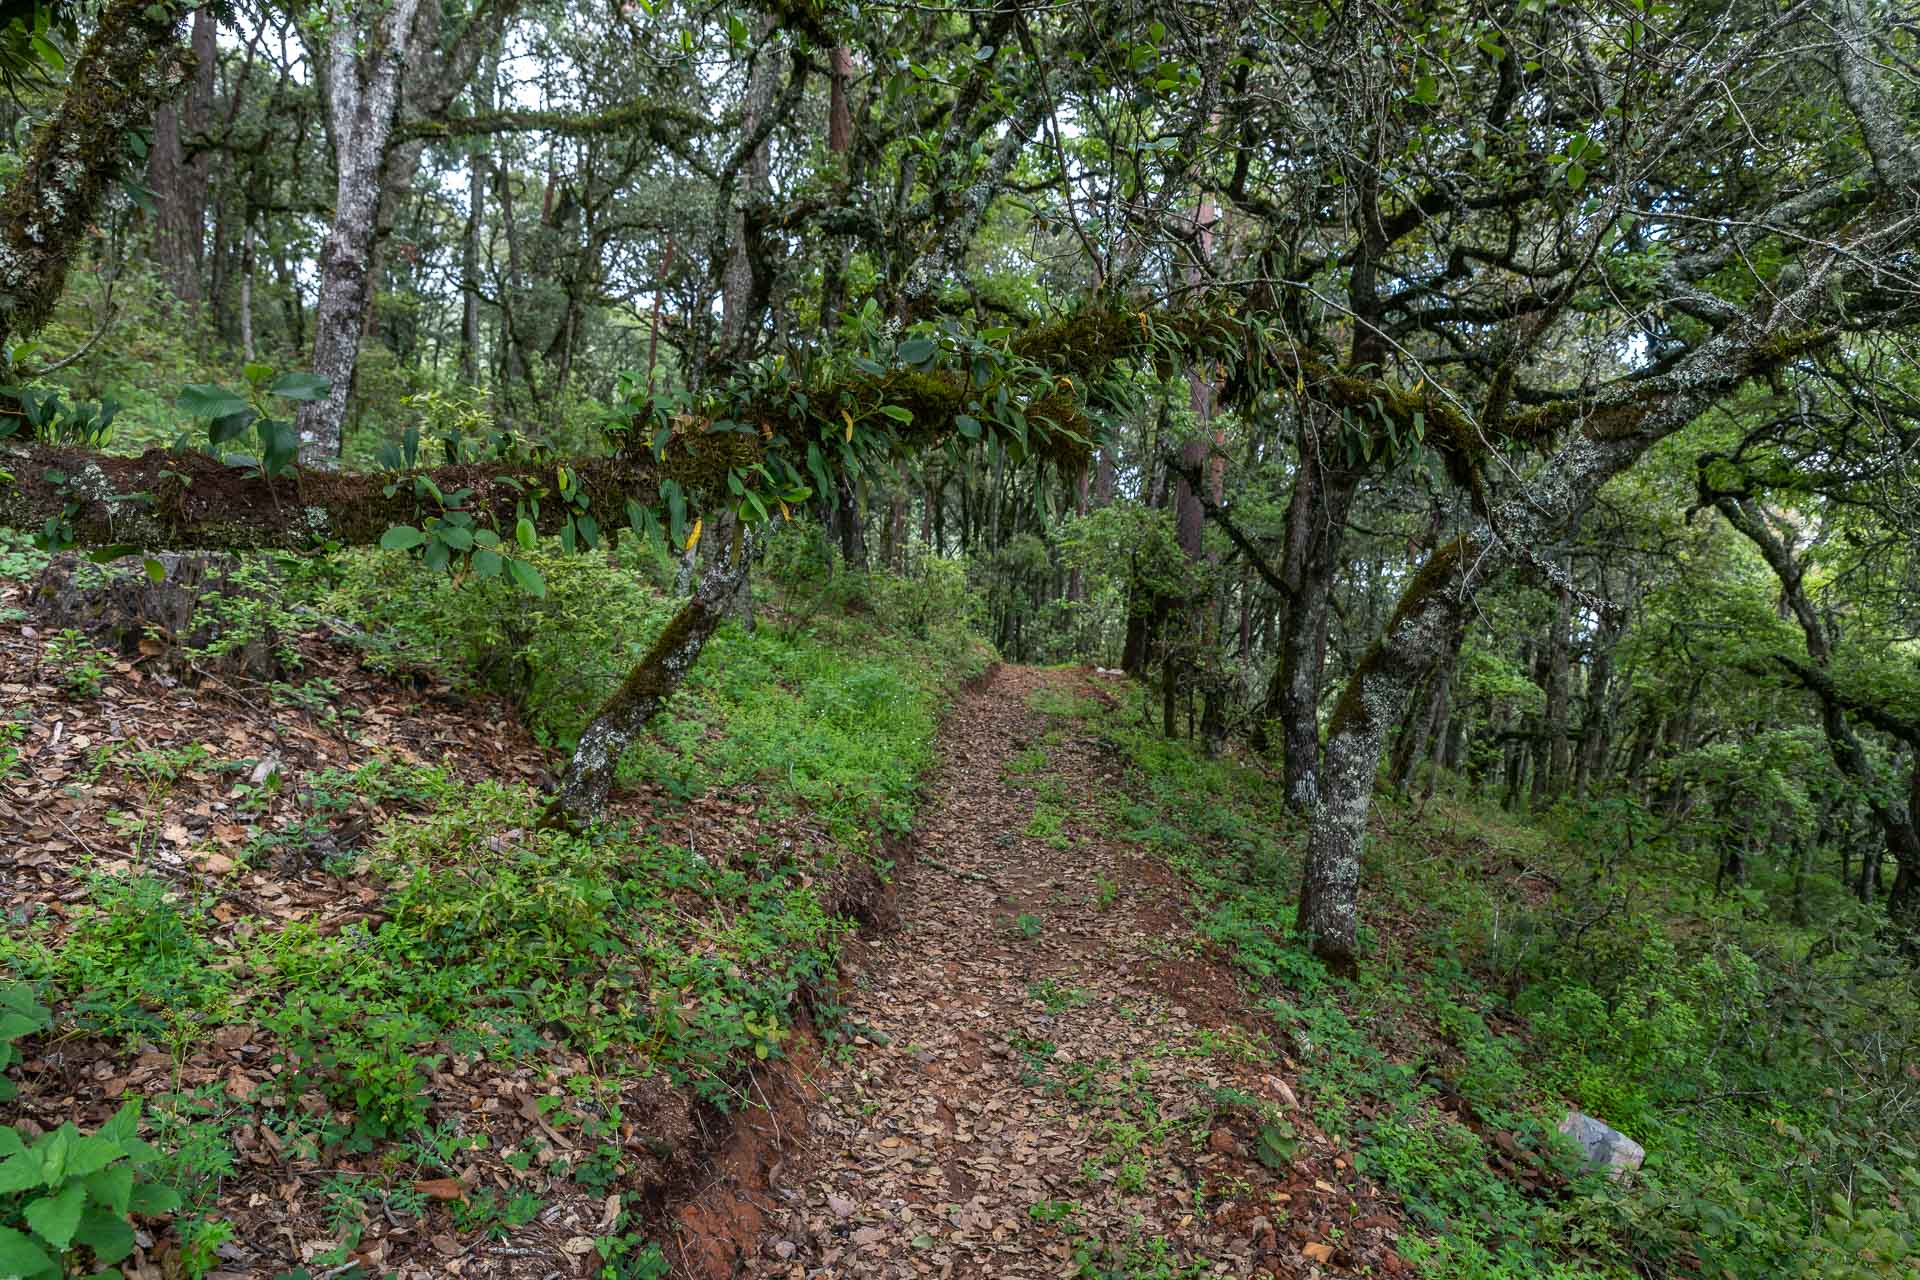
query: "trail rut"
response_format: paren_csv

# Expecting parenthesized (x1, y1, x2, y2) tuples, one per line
(673, 666, 1406, 1278)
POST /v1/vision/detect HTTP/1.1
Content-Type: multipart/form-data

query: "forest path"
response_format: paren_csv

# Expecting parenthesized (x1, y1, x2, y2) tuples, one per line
(696, 665, 1397, 1279)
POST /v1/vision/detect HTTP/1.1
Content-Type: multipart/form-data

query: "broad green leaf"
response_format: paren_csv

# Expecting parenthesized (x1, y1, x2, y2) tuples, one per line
(176, 384, 250, 420)
(508, 559, 546, 598)
(81, 1165, 133, 1216)
(125, 1181, 179, 1215)
(61, 1135, 120, 1180)
(0, 1227, 53, 1278)
(23, 1181, 85, 1250)
(379, 526, 427, 551)
(268, 372, 330, 402)
(95, 1104, 139, 1147)
(72, 1203, 136, 1264)
(471, 549, 503, 580)
(208, 409, 255, 446)
(436, 524, 474, 551)
(515, 517, 537, 551)
(0, 1152, 43, 1193)
(29, 34, 62, 72)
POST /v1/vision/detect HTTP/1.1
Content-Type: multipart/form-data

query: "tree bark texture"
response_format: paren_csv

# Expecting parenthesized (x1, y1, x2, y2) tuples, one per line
(295, 0, 425, 464)
(0, 0, 193, 360)
(545, 530, 755, 826)
(147, 7, 217, 304)
(1296, 272, 1843, 966)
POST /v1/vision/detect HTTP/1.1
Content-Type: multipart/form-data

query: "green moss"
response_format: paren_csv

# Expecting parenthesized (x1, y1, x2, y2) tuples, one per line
(1326, 536, 1476, 739)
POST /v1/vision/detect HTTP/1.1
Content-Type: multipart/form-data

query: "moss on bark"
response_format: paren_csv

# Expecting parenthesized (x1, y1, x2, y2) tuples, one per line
(0, 0, 191, 358)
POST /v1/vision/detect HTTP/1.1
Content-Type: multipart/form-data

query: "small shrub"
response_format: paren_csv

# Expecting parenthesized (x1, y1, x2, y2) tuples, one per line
(41, 629, 110, 698)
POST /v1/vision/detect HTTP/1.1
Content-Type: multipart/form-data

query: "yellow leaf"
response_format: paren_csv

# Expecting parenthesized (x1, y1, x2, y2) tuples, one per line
(778, 500, 791, 521)
(842, 409, 855, 442)
(685, 517, 702, 551)
(1296, 372, 1305, 396)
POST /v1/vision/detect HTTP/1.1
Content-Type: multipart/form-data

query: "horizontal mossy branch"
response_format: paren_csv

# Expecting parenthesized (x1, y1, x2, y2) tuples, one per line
(0, 443, 678, 552)
(1761, 654, 1920, 750)
(390, 99, 710, 144)
(1, 299, 1668, 558)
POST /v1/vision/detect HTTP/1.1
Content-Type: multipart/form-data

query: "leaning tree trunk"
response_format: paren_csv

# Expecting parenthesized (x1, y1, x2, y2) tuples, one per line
(295, 0, 424, 464)
(1295, 263, 1838, 965)
(0, 0, 192, 360)
(544, 530, 756, 828)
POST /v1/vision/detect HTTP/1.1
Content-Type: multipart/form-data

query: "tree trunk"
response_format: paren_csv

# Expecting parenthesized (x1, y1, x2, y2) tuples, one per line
(1258, 413, 1362, 807)
(238, 219, 256, 360)
(721, 21, 778, 352)
(828, 46, 852, 154)
(1538, 579, 1574, 802)
(0, 0, 193, 360)
(295, 0, 425, 464)
(545, 530, 756, 827)
(459, 67, 492, 385)
(1716, 494, 1920, 937)
(1295, 263, 1837, 964)
(147, 7, 217, 305)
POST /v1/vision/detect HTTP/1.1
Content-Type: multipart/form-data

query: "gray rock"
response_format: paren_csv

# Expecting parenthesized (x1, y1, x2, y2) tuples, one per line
(1558, 1109, 1645, 1179)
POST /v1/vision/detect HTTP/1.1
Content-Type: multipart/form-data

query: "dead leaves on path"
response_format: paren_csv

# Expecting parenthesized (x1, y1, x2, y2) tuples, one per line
(696, 666, 1407, 1279)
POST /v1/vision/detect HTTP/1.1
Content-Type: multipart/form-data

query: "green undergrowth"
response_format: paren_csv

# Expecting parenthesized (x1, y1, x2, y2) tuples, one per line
(1030, 683, 1920, 1280)
(1, 541, 990, 1276)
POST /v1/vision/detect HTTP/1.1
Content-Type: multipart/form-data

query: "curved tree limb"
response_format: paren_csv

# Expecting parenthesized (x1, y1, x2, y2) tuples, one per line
(0, 0, 192, 360)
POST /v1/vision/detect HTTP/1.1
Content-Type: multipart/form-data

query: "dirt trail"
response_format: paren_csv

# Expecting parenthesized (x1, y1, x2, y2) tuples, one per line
(678, 666, 1404, 1279)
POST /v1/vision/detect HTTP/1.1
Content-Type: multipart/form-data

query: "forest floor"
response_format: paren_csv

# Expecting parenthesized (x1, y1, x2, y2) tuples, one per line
(4, 551, 1597, 1280)
(676, 666, 1406, 1279)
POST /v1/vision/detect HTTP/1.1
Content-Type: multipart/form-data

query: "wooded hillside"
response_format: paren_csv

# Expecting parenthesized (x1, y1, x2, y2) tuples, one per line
(1, 0, 1918, 1275)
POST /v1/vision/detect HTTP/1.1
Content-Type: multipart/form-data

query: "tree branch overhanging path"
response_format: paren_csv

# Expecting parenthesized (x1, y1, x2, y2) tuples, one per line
(2, 0, 1919, 971)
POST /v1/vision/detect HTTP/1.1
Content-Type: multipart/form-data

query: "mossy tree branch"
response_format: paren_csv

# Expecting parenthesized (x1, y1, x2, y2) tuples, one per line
(0, 0, 193, 360)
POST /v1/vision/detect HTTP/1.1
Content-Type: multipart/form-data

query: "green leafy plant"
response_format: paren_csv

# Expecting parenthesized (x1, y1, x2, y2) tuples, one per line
(0, 385, 119, 446)
(0, 984, 50, 1103)
(41, 629, 109, 698)
(0, 1080, 181, 1279)
(177, 364, 329, 480)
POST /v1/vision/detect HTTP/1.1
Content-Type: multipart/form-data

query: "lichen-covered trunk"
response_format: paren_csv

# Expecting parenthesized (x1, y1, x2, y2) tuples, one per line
(1258, 426, 1361, 807)
(720, 19, 778, 352)
(544, 533, 754, 828)
(1272, 573, 1333, 808)
(1295, 272, 1834, 964)
(1298, 539, 1478, 966)
(295, 0, 423, 464)
(459, 64, 493, 385)
(0, 0, 192, 360)
(1573, 613, 1620, 798)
